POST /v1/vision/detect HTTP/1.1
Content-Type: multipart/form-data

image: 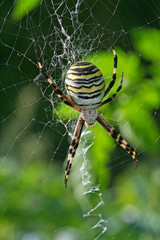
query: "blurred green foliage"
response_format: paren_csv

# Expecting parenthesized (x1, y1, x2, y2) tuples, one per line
(1, 26, 160, 239)
(0, 0, 160, 239)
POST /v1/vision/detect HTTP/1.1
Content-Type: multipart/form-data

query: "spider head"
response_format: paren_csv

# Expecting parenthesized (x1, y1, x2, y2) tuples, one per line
(80, 109, 98, 126)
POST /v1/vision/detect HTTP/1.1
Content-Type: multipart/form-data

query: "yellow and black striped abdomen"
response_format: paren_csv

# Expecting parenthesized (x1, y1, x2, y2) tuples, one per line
(65, 62, 105, 109)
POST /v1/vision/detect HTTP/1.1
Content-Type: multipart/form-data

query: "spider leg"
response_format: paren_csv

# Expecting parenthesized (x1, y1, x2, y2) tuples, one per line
(65, 116, 85, 187)
(34, 42, 80, 112)
(98, 72, 123, 108)
(96, 113, 138, 167)
(103, 39, 118, 97)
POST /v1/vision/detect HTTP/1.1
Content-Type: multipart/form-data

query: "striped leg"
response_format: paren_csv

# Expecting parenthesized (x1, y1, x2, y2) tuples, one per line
(34, 42, 80, 112)
(103, 41, 118, 97)
(96, 114, 138, 167)
(65, 116, 85, 187)
(98, 72, 123, 108)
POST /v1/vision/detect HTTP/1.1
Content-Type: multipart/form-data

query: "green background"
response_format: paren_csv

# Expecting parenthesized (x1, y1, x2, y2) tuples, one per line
(0, 0, 160, 239)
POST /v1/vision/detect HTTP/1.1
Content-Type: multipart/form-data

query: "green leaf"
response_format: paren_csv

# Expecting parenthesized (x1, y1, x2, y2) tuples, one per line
(118, 99, 160, 154)
(55, 103, 79, 121)
(91, 123, 113, 187)
(12, 0, 41, 21)
(132, 28, 160, 61)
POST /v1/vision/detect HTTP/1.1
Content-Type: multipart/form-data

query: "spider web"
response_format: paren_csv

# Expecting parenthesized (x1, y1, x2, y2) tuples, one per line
(0, 0, 160, 239)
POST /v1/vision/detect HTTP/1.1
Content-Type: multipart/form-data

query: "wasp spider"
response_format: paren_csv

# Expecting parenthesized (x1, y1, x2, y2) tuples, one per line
(34, 39, 138, 187)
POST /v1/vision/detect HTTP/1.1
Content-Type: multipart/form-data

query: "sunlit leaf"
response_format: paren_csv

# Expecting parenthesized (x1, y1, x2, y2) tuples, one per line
(12, 0, 41, 21)
(91, 123, 113, 187)
(132, 29, 160, 61)
(55, 103, 79, 120)
(117, 99, 160, 154)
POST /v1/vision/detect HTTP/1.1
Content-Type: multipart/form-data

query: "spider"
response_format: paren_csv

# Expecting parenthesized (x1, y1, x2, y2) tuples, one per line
(34, 38, 138, 187)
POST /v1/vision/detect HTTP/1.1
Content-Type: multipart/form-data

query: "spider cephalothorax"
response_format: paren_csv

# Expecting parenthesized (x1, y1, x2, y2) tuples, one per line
(34, 38, 138, 187)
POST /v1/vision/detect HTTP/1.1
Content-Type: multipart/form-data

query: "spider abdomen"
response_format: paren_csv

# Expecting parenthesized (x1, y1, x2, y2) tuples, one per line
(65, 61, 105, 109)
